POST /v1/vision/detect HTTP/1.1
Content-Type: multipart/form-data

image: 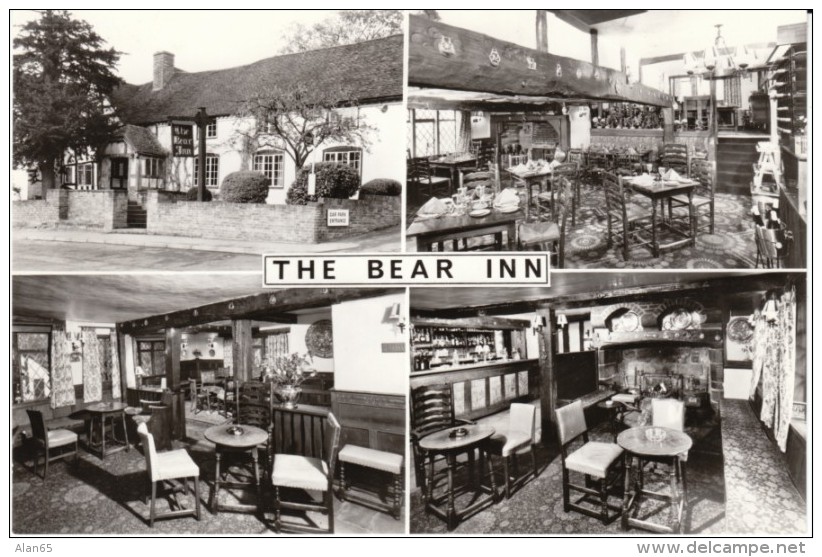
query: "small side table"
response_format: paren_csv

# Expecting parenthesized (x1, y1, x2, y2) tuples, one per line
(204, 424, 268, 515)
(596, 400, 625, 442)
(85, 401, 130, 460)
(419, 424, 498, 531)
(618, 426, 693, 534)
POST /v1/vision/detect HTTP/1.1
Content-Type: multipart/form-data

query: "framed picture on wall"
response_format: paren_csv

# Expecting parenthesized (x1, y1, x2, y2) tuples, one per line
(725, 315, 754, 367)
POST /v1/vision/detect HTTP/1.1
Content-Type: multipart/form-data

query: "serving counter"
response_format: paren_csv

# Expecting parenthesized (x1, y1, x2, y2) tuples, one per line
(411, 358, 540, 421)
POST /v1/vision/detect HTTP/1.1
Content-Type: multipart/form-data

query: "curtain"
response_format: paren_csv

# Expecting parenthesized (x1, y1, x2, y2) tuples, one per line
(775, 289, 796, 451)
(265, 332, 289, 366)
(82, 328, 103, 403)
(749, 310, 767, 398)
(110, 330, 121, 400)
(457, 110, 472, 154)
(50, 324, 75, 409)
(756, 288, 797, 453)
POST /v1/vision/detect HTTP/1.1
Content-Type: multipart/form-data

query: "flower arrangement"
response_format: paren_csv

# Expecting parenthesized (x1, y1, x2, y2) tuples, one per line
(262, 352, 316, 388)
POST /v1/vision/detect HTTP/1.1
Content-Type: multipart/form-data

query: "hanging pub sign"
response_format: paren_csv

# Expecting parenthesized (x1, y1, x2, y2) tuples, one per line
(171, 123, 194, 157)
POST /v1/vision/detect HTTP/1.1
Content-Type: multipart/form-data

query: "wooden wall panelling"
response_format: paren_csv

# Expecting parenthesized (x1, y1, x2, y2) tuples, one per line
(330, 390, 405, 456)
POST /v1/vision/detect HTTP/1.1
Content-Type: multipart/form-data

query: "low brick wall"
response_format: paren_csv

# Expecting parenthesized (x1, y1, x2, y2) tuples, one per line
(12, 196, 60, 227)
(13, 189, 128, 230)
(146, 191, 400, 244)
(318, 194, 401, 241)
(65, 190, 128, 229)
(146, 190, 323, 243)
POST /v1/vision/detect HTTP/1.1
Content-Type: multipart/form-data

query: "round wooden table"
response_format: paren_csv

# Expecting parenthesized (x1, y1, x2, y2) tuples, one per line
(204, 424, 268, 515)
(419, 424, 498, 531)
(617, 426, 693, 534)
(85, 401, 130, 460)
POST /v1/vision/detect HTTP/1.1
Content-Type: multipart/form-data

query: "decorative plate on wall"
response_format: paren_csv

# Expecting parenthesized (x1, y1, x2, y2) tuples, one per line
(727, 316, 754, 343)
(616, 311, 639, 332)
(305, 319, 334, 359)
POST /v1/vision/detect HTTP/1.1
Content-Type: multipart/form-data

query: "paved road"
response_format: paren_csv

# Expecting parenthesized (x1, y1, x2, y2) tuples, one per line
(13, 239, 263, 272)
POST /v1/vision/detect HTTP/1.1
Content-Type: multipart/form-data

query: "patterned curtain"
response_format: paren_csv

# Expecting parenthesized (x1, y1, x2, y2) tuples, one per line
(757, 288, 797, 452)
(749, 311, 767, 398)
(775, 289, 796, 451)
(50, 324, 75, 409)
(82, 328, 103, 403)
(110, 330, 121, 400)
(264, 332, 289, 366)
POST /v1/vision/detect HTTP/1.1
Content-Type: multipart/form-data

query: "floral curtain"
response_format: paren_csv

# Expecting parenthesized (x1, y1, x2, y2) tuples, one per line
(82, 328, 103, 403)
(755, 288, 797, 452)
(749, 310, 767, 397)
(110, 330, 121, 400)
(264, 332, 289, 366)
(50, 324, 75, 409)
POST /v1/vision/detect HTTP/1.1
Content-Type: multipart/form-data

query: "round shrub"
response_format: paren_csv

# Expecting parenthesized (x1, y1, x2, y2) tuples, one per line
(286, 162, 360, 205)
(361, 178, 402, 196)
(185, 186, 213, 201)
(220, 171, 269, 203)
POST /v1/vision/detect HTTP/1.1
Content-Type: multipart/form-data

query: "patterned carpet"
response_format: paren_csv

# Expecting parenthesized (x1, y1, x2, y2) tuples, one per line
(720, 400, 807, 535)
(12, 420, 404, 535)
(410, 420, 728, 535)
(407, 185, 757, 269)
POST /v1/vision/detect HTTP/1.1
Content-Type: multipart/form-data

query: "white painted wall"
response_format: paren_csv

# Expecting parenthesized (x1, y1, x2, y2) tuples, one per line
(153, 101, 403, 204)
(331, 293, 406, 395)
(288, 310, 334, 373)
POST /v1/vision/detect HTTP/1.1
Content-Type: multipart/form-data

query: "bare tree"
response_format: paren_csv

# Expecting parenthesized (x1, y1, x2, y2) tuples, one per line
(233, 80, 375, 170)
(278, 10, 403, 54)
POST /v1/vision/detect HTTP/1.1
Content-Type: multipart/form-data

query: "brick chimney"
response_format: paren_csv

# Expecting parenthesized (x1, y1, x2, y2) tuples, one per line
(153, 51, 175, 91)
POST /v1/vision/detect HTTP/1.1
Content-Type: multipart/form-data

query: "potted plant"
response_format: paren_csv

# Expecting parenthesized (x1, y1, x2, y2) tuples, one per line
(262, 352, 316, 409)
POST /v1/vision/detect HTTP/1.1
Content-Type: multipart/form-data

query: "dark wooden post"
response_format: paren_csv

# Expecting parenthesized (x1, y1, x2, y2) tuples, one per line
(620, 47, 627, 75)
(536, 10, 548, 53)
(590, 29, 599, 66)
(232, 319, 254, 382)
(116, 328, 129, 392)
(536, 306, 555, 443)
(194, 107, 208, 201)
(662, 107, 675, 143)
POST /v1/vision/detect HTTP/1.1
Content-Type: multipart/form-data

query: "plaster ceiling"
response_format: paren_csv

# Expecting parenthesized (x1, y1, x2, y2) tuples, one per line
(12, 274, 267, 324)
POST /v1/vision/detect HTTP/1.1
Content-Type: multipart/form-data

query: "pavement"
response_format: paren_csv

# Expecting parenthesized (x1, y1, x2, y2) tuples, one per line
(13, 225, 402, 256)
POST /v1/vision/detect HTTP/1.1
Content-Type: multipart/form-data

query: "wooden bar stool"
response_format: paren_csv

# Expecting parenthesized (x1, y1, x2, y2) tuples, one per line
(338, 444, 404, 520)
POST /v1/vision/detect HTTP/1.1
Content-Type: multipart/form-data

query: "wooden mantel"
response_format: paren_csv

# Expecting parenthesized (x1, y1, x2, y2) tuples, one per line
(408, 14, 673, 107)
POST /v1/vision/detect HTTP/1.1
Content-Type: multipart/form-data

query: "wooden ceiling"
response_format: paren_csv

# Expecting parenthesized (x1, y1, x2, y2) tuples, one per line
(410, 271, 792, 313)
(12, 274, 266, 324)
(548, 10, 647, 31)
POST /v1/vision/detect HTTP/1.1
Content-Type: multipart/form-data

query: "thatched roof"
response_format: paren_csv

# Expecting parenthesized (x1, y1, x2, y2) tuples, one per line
(112, 35, 403, 125)
(118, 124, 167, 156)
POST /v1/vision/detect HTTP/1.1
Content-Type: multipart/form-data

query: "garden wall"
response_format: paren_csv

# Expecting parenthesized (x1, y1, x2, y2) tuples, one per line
(13, 189, 128, 230)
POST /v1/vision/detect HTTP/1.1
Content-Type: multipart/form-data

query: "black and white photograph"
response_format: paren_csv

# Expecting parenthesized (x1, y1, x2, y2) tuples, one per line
(409, 271, 807, 535)
(11, 275, 407, 534)
(405, 11, 807, 270)
(12, 10, 405, 272)
(8, 7, 813, 547)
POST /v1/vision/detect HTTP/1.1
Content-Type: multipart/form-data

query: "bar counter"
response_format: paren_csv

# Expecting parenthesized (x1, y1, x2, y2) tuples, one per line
(411, 358, 540, 421)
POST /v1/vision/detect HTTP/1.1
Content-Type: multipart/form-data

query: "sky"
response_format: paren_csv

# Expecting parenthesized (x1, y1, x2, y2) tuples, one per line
(10, 10, 340, 84)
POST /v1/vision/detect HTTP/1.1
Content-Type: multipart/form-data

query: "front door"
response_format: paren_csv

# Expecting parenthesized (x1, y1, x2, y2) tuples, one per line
(110, 158, 128, 189)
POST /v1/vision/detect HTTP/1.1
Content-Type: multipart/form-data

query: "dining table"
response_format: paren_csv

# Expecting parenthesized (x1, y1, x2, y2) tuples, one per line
(429, 154, 478, 190)
(419, 424, 498, 531)
(204, 423, 268, 515)
(506, 167, 553, 222)
(617, 425, 693, 534)
(406, 205, 523, 252)
(624, 175, 700, 258)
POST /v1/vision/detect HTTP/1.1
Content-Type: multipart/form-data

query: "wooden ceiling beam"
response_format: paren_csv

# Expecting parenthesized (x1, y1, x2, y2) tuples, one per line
(119, 288, 402, 335)
(409, 15, 672, 107)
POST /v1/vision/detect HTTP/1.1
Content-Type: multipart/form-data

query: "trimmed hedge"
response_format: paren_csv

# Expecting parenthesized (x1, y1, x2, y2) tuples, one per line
(286, 162, 360, 205)
(220, 171, 269, 203)
(361, 178, 402, 196)
(185, 186, 213, 201)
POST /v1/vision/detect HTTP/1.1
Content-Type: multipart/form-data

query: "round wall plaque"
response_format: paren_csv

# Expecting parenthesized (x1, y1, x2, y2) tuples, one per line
(305, 319, 334, 359)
